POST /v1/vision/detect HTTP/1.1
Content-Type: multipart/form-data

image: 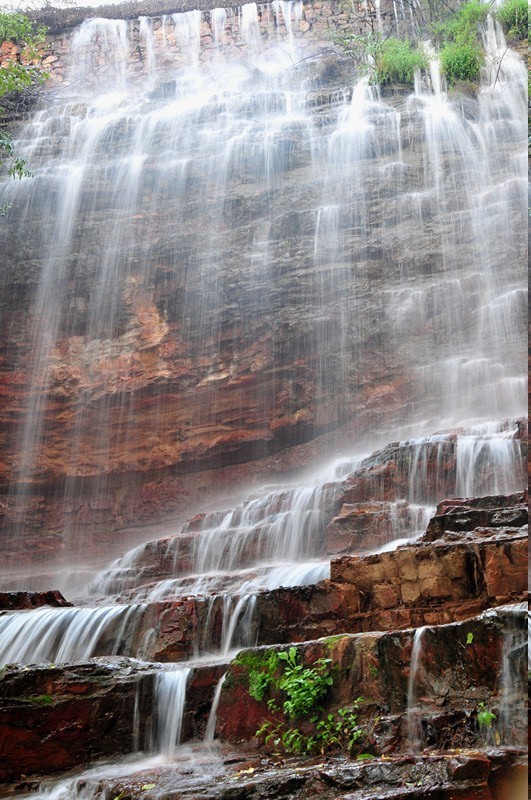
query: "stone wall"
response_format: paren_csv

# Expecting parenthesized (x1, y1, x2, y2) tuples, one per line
(2, 0, 395, 86)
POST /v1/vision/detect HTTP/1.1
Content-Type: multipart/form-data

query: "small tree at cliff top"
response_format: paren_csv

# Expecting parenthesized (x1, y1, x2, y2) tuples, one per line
(0, 12, 47, 183)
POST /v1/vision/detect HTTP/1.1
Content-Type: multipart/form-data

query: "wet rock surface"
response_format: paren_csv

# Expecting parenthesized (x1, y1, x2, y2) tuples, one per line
(0, 657, 227, 782)
(214, 605, 527, 749)
(0, 589, 71, 610)
(0, 471, 527, 795)
(0, 658, 154, 782)
(110, 489, 527, 659)
(17, 748, 525, 800)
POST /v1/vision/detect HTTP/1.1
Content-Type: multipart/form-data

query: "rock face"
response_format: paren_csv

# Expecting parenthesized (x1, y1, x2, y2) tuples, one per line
(92, 750, 526, 800)
(0, 657, 226, 782)
(0, 658, 154, 782)
(100, 489, 526, 660)
(0, 464, 527, 793)
(0, 5, 526, 562)
(0, 589, 71, 610)
(215, 605, 527, 750)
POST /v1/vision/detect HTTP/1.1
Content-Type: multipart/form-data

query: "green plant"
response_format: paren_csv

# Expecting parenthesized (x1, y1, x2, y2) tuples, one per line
(496, 0, 528, 39)
(277, 647, 333, 719)
(315, 703, 365, 750)
(248, 651, 279, 702)
(477, 702, 496, 729)
(328, 29, 384, 78)
(440, 41, 483, 84)
(248, 647, 368, 756)
(256, 701, 364, 755)
(433, 1, 487, 85)
(375, 38, 428, 86)
(437, 1, 489, 45)
(0, 12, 47, 188)
(249, 668, 273, 702)
(33, 694, 53, 705)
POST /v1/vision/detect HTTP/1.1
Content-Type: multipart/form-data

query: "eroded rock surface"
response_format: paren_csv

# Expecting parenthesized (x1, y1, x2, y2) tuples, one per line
(0, 589, 71, 610)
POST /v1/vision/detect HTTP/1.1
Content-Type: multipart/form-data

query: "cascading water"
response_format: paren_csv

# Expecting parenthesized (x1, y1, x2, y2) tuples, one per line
(495, 603, 527, 747)
(0, 3, 527, 797)
(0, 2, 526, 577)
(204, 672, 227, 743)
(406, 626, 426, 752)
(152, 667, 192, 756)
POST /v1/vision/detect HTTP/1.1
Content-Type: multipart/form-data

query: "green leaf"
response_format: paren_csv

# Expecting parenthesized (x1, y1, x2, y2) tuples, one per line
(141, 785, 156, 792)
(466, 632, 474, 645)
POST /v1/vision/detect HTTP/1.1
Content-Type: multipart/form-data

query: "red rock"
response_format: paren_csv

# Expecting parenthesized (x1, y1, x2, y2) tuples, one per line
(0, 590, 71, 610)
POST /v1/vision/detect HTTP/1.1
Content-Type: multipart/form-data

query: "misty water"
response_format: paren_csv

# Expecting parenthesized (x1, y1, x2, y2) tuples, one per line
(0, 3, 527, 797)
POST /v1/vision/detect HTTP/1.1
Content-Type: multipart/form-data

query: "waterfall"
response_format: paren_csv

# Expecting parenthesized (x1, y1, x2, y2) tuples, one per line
(0, 6, 527, 795)
(152, 667, 192, 757)
(204, 672, 227, 743)
(406, 626, 426, 752)
(0, 6, 525, 575)
(496, 604, 527, 747)
(0, 603, 145, 664)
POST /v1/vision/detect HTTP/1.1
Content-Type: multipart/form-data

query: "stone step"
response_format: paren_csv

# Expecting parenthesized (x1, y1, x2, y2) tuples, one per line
(1, 492, 524, 666)
(340, 419, 527, 506)
(1, 606, 525, 790)
(52, 748, 527, 800)
(0, 655, 227, 784)
(215, 604, 527, 753)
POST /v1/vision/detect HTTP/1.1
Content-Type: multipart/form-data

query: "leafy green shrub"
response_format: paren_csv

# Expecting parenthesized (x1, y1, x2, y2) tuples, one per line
(431, 0, 489, 86)
(497, 0, 528, 39)
(438, 1, 489, 45)
(434, 1, 487, 86)
(248, 646, 369, 756)
(256, 701, 365, 755)
(375, 38, 427, 85)
(277, 647, 333, 719)
(0, 12, 47, 189)
(440, 41, 483, 84)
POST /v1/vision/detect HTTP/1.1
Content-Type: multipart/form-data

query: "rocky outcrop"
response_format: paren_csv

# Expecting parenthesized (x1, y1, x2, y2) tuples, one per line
(215, 606, 527, 748)
(0, 589, 71, 610)
(338, 421, 528, 506)
(0, 657, 226, 782)
(109, 491, 527, 660)
(65, 749, 527, 800)
(1, 0, 525, 562)
(28, 0, 399, 36)
(0, 489, 526, 791)
(423, 491, 528, 541)
(0, 658, 154, 782)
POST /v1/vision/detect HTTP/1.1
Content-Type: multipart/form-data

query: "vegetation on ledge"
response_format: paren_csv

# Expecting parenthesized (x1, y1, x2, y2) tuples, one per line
(0, 12, 47, 189)
(496, 0, 528, 39)
(375, 37, 428, 85)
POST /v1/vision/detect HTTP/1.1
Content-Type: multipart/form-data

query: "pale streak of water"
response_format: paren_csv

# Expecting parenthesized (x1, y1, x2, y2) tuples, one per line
(406, 626, 426, 752)
(204, 672, 227, 743)
(152, 667, 192, 756)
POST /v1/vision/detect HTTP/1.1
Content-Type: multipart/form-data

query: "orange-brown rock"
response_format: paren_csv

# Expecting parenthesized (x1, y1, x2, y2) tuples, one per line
(0, 658, 154, 782)
(326, 499, 424, 554)
(129, 526, 526, 662)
